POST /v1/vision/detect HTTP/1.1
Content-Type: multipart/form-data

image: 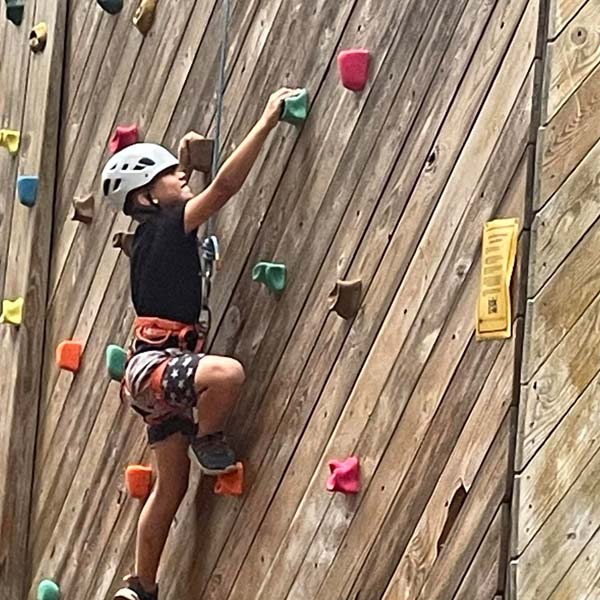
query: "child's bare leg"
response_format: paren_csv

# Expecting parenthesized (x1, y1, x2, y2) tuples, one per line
(194, 355, 245, 434)
(136, 431, 190, 592)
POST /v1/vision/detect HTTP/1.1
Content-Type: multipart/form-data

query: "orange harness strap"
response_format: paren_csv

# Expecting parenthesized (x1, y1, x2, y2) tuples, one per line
(134, 316, 205, 352)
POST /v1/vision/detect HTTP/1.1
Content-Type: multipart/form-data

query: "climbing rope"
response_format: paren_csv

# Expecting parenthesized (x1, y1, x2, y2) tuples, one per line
(199, 0, 231, 334)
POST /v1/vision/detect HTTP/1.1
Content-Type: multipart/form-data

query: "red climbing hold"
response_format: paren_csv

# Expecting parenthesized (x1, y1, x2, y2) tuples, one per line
(109, 124, 139, 154)
(327, 456, 360, 494)
(337, 49, 370, 92)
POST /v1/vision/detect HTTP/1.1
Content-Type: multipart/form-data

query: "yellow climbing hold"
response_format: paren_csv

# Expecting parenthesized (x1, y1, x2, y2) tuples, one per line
(0, 129, 20, 155)
(476, 218, 519, 340)
(29, 23, 48, 53)
(133, 0, 156, 35)
(1, 297, 24, 325)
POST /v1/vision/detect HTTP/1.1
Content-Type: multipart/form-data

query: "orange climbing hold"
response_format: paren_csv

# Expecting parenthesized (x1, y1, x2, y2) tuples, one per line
(214, 462, 244, 496)
(55, 340, 83, 373)
(109, 124, 139, 154)
(126, 465, 153, 499)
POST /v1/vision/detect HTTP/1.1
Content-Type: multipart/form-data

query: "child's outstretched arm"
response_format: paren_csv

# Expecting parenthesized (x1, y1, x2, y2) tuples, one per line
(183, 87, 300, 234)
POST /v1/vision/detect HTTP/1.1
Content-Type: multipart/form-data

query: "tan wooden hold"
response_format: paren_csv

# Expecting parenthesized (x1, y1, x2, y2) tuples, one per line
(133, 0, 157, 35)
(178, 132, 214, 179)
(29, 23, 48, 53)
(112, 231, 135, 258)
(328, 279, 362, 319)
(71, 193, 94, 224)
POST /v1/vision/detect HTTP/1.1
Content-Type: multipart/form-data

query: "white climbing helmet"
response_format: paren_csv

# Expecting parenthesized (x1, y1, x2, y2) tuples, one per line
(101, 142, 179, 212)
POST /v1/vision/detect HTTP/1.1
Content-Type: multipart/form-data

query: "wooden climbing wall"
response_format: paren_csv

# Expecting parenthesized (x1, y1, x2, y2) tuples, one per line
(511, 0, 600, 598)
(0, 0, 547, 598)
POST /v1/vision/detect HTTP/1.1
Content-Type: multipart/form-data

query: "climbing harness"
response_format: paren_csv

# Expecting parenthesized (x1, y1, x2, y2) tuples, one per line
(198, 0, 230, 336)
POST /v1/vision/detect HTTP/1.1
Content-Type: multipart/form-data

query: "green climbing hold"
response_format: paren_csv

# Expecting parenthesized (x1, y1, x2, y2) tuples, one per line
(280, 89, 309, 125)
(5, 0, 24, 26)
(37, 579, 60, 600)
(106, 344, 127, 381)
(97, 0, 123, 15)
(252, 262, 287, 294)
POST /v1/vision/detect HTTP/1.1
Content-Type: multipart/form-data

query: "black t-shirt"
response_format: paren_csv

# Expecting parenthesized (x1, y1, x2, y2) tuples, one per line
(130, 204, 202, 324)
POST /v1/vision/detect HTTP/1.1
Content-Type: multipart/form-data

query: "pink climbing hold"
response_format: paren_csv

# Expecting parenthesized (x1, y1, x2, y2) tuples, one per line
(327, 456, 360, 494)
(337, 49, 370, 92)
(109, 124, 139, 154)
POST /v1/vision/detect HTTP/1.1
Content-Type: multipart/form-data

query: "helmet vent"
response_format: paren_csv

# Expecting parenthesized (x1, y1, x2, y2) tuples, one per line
(113, 178, 122, 191)
(103, 179, 110, 196)
(138, 157, 155, 166)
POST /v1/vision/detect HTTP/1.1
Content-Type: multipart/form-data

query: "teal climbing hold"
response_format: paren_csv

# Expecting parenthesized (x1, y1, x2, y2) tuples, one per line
(5, 0, 24, 26)
(97, 0, 123, 15)
(252, 262, 287, 294)
(106, 344, 127, 381)
(17, 176, 38, 207)
(280, 89, 309, 125)
(37, 579, 60, 600)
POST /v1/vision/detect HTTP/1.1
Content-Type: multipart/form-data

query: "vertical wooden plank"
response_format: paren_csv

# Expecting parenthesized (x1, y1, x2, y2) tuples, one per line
(0, 1, 66, 596)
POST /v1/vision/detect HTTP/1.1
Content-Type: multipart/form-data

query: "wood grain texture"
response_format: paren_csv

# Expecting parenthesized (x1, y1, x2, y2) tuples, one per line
(543, 0, 600, 124)
(1, 0, 546, 597)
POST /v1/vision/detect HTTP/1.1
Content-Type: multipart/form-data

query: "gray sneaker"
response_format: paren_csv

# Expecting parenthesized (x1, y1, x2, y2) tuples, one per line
(114, 576, 158, 600)
(188, 432, 237, 475)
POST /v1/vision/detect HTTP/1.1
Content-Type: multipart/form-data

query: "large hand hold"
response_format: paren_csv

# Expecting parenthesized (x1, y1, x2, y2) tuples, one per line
(17, 176, 39, 207)
(0, 129, 20, 155)
(37, 579, 60, 600)
(109, 124, 139, 154)
(280, 88, 309, 125)
(97, 0, 123, 15)
(252, 261, 287, 294)
(56, 340, 83, 373)
(5, 0, 24, 25)
(133, 0, 157, 35)
(106, 344, 127, 381)
(214, 462, 244, 496)
(71, 193, 95, 224)
(178, 132, 214, 176)
(327, 456, 360, 494)
(337, 49, 371, 91)
(0, 297, 24, 325)
(328, 279, 362, 319)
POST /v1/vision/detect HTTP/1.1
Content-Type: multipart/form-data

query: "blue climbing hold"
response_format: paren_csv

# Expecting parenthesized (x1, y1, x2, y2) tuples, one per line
(97, 0, 123, 15)
(280, 89, 309, 125)
(37, 579, 60, 600)
(18, 176, 39, 207)
(106, 344, 127, 381)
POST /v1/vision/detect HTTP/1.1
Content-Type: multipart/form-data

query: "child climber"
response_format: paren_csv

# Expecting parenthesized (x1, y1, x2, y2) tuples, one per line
(102, 87, 300, 600)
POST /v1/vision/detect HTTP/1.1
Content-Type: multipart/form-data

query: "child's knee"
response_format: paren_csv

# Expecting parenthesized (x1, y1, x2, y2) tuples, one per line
(198, 356, 245, 389)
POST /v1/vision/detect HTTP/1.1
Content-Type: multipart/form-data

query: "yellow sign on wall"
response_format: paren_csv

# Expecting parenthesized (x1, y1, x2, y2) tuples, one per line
(476, 218, 519, 340)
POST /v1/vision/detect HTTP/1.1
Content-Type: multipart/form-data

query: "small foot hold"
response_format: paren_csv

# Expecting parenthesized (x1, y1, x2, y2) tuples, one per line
(112, 231, 135, 258)
(252, 262, 287, 294)
(0, 129, 20, 155)
(125, 465, 153, 499)
(337, 49, 370, 91)
(71, 193, 95, 224)
(327, 456, 360, 494)
(37, 579, 60, 600)
(280, 88, 309, 125)
(55, 340, 83, 373)
(178, 132, 214, 176)
(109, 124, 139, 154)
(214, 462, 244, 496)
(5, 0, 24, 25)
(0, 297, 24, 325)
(29, 22, 48, 52)
(17, 175, 39, 207)
(106, 344, 127, 381)
(328, 279, 362, 319)
(133, 0, 156, 35)
(97, 0, 123, 15)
